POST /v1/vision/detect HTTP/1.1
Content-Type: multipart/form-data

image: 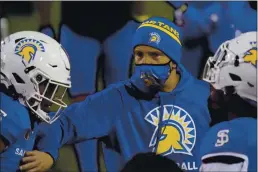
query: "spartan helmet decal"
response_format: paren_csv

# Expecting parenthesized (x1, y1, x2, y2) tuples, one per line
(15, 39, 45, 64)
(243, 48, 257, 66)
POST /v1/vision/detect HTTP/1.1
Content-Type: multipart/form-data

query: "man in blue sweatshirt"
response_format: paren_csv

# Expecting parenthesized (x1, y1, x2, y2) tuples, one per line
(20, 17, 210, 172)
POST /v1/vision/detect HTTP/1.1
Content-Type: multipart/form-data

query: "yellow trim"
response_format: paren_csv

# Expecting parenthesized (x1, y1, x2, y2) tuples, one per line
(138, 23, 182, 46)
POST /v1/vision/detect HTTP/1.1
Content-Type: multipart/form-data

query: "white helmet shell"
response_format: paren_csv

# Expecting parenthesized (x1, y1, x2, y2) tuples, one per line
(203, 31, 257, 106)
(1, 31, 71, 123)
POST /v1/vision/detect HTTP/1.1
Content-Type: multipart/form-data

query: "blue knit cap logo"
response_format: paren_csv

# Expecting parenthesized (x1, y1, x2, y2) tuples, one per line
(149, 32, 161, 44)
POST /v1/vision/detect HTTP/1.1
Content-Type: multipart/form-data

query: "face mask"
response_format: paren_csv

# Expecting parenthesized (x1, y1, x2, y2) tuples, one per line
(130, 61, 171, 93)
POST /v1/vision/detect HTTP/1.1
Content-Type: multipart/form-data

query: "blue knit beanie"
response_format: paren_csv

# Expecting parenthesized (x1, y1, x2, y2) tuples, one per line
(132, 17, 183, 64)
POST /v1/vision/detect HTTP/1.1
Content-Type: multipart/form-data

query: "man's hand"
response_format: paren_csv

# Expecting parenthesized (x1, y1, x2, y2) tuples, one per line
(20, 150, 54, 172)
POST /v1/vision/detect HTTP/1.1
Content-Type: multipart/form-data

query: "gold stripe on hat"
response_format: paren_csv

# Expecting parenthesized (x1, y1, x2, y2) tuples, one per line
(138, 23, 182, 46)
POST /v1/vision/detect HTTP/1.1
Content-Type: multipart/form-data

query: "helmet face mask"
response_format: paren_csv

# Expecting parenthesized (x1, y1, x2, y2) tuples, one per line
(26, 70, 69, 124)
(202, 31, 257, 106)
(202, 41, 232, 91)
(1, 31, 71, 124)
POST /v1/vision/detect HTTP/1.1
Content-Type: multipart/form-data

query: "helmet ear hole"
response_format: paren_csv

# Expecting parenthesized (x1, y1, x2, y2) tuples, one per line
(229, 73, 242, 81)
(36, 74, 43, 82)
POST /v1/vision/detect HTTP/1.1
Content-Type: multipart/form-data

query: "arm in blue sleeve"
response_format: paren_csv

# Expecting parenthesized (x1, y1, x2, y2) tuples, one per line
(0, 109, 22, 146)
(35, 87, 123, 161)
(0, 116, 20, 146)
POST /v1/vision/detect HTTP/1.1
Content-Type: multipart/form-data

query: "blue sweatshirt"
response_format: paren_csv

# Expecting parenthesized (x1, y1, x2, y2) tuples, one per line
(36, 67, 210, 171)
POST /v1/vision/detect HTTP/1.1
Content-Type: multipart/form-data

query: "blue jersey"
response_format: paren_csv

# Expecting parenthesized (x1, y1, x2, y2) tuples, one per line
(199, 117, 257, 172)
(0, 93, 37, 172)
(36, 68, 211, 171)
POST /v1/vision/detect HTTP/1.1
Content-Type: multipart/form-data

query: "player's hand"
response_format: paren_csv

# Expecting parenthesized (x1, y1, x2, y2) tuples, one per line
(20, 150, 54, 172)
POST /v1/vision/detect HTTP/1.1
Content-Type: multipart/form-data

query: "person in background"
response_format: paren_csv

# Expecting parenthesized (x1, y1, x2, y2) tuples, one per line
(200, 31, 257, 171)
(169, 1, 214, 78)
(170, 1, 256, 79)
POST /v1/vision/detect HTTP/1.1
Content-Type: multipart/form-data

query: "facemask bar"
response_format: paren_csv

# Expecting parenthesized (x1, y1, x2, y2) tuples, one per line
(41, 79, 68, 108)
(35, 102, 64, 124)
(26, 71, 71, 124)
(202, 41, 233, 89)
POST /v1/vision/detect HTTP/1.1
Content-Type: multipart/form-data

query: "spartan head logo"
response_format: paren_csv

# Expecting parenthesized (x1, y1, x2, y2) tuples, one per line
(15, 39, 45, 64)
(244, 48, 257, 67)
(145, 105, 196, 156)
(149, 32, 161, 44)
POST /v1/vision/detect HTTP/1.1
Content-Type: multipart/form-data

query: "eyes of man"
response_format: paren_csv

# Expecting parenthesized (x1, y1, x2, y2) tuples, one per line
(134, 50, 167, 64)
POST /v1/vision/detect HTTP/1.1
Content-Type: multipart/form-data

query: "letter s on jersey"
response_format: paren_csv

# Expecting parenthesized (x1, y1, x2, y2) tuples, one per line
(215, 129, 229, 147)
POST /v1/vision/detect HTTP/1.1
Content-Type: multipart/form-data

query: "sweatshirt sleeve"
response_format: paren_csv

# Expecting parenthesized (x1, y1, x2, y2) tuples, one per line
(35, 87, 123, 161)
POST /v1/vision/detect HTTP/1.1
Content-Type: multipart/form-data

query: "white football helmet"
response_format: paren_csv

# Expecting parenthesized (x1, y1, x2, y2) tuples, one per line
(203, 31, 257, 106)
(0, 31, 71, 124)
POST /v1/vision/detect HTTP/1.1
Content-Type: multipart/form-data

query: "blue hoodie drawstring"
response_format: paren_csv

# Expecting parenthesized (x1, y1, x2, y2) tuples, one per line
(154, 93, 176, 154)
